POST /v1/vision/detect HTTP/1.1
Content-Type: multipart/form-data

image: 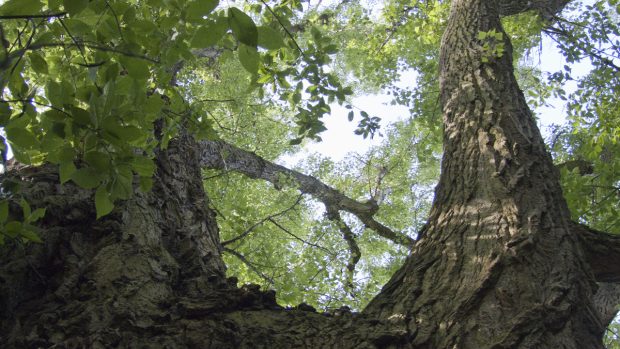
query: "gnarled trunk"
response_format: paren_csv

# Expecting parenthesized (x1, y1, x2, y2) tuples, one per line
(1, 0, 617, 348)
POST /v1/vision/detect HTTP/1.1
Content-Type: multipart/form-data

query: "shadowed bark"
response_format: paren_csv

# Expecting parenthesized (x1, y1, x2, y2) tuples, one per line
(365, 0, 610, 347)
(1, 0, 619, 348)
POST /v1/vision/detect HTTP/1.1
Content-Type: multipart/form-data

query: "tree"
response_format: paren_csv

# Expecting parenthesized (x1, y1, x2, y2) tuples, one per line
(1, 0, 619, 348)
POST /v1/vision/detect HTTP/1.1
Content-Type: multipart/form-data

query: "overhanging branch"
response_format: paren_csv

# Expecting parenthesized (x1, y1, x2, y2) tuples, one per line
(575, 222, 620, 282)
(498, 0, 570, 18)
(199, 139, 415, 247)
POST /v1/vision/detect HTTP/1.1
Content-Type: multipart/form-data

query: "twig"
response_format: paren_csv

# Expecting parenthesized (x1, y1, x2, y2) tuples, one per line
(267, 217, 333, 255)
(222, 195, 303, 246)
(326, 207, 360, 295)
(260, 0, 305, 57)
(223, 246, 275, 285)
(0, 12, 67, 20)
(7, 41, 158, 63)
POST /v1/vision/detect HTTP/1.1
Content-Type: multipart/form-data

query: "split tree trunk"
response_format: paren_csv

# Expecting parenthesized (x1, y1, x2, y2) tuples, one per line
(1, 0, 618, 348)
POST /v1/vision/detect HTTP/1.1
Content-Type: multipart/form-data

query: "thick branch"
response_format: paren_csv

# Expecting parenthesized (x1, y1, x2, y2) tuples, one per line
(594, 282, 620, 327)
(498, 0, 570, 18)
(199, 139, 415, 247)
(575, 222, 620, 282)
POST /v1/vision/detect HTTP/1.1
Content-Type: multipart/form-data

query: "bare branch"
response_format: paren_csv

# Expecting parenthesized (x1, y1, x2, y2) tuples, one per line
(260, 0, 305, 57)
(326, 207, 360, 294)
(555, 159, 594, 175)
(575, 223, 620, 282)
(0, 12, 67, 20)
(267, 218, 333, 255)
(199, 139, 415, 247)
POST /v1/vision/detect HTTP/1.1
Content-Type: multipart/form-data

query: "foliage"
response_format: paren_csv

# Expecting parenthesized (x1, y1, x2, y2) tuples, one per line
(0, 0, 618, 329)
(544, 0, 620, 235)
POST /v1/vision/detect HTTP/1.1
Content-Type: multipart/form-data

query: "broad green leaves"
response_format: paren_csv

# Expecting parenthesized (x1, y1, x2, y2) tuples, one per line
(95, 186, 114, 219)
(238, 44, 260, 74)
(228, 7, 258, 48)
(0, 0, 43, 15)
(190, 17, 228, 48)
(0, 199, 46, 244)
(186, 0, 219, 22)
(257, 26, 285, 50)
(63, 0, 89, 15)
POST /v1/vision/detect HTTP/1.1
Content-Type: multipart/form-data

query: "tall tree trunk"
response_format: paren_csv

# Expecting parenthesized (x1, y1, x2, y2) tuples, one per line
(365, 0, 603, 347)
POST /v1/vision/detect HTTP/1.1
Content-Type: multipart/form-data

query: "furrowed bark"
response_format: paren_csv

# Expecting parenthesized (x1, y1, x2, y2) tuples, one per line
(576, 223, 620, 283)
(366, 0, 605, 347)
(498, 0, 571, 17)
(594, 283, 620, 328)
(199, 139, 415, 246)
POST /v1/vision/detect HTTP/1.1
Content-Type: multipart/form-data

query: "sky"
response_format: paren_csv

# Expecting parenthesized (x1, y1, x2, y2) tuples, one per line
(280, 0, 600, 165)
(287, 22, 595, 165)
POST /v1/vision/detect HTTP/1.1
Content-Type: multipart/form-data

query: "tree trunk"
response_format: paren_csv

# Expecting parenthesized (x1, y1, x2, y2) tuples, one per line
(365, 0, 605, 347)
(0, 0, 617, 348)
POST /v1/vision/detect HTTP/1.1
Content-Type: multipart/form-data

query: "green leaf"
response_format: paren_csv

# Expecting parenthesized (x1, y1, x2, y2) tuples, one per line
(6, 127, 38, 149)
(70, 106, 93, 126)
(257, 26, 285, 50)
(0, 0, 43, 15)
(95, 186, 114, 219)
(20, 199, 31, 218)
(238, 44, 259, 74)
(0, 102, 11, 125)
(5, 221, 22, 238)
(28, 208, 46, 222)
(347, 111, 354, 121)
(45, 81, 62, 106)
(0, 201, 8, 224)
(20, 228, 43, 243)
(59, 161, 77, 184)
(186, 0, 219, 21)
(228, 7, 258, 47)
(29, 52, 48, 74)
(71, 168, 101, 189)
(190, 19, 228, 48)
(139, 176, 153, 192)
(84, 151, 111, 172)
(63, 0, 88, 15)
(119, 56, 150, 80)
(110, 165, 133, 200)
(131, 156, 155, 177)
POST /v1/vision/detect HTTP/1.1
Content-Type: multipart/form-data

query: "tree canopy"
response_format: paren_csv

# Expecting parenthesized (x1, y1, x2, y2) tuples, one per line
(1, 0, 619, 345)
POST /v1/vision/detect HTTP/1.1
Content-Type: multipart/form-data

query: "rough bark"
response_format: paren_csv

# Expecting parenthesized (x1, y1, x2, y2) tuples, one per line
(365, 0, 607, 347)
(498, 0, 570, 18)
(1, 0, 618, 348)
(0, 135, 412, 348)
(576, 223, 620, 283)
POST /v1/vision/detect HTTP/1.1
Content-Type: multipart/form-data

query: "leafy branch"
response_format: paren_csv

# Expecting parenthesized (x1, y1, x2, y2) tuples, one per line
(222, 194, 304, 246)
(223, 246, 275, 285)
(199, 139, 415, 247)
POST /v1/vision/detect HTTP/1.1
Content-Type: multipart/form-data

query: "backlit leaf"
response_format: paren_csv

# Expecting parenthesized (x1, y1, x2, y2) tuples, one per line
(228, 7, 258, 48)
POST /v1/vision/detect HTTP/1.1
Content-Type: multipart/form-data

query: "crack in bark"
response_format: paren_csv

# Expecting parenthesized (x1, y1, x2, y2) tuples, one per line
(198, 139, 415, 247)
